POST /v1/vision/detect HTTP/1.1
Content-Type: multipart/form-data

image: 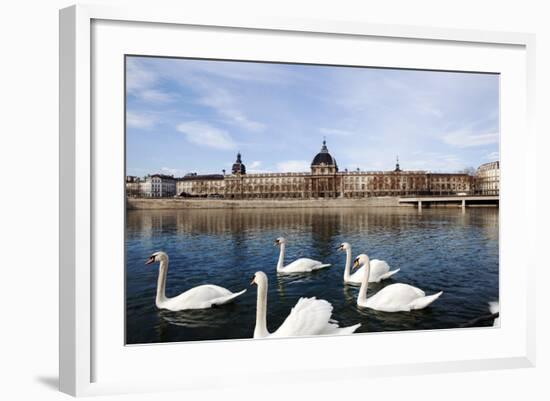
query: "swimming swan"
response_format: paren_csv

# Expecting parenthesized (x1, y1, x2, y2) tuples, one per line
(145, 251, 246, 311)
(337, 242, 400, 284)
(353, 254, 442, 312)
(251, 271, 360, 338)
(275, 237, 331, 274)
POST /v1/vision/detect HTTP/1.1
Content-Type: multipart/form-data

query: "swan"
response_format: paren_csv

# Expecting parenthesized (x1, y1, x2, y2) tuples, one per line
(275, 237, 331, 274)
(145, 251, 246, 311)
(353, 254, 443, 312)
(251, 271, 360, 338)
(489, 301, 500, 327)
(337, 242, 400, 284)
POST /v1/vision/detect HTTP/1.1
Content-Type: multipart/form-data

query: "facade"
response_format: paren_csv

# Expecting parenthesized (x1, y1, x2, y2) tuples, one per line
(125, 175, 144, 197)
(177, 173, 225, 198)
(475, 161, 500, 195)
(139, 174, 176, 198)
(157, 140, 476, 199)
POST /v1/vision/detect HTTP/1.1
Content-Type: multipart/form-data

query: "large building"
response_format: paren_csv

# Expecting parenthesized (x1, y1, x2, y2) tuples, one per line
(474, 161, 500, 195)
(127, 174, 177, 198)
(168, 140, 475, 199)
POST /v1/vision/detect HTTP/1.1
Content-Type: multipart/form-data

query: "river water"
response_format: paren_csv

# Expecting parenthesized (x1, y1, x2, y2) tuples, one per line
(125, 207, 499, 344)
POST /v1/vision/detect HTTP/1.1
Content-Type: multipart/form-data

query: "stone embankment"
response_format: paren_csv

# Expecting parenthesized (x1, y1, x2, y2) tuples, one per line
(127, 197, 403, 210)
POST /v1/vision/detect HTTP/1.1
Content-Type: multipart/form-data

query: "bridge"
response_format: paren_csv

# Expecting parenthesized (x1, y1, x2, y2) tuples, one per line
(399, 195, 499, 210)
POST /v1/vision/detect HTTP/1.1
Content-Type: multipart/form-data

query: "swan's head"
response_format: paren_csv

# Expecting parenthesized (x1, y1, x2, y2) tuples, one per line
(145, 251, 168, 265)
(250, 271, 268, 286)
(336, 242, 351, 252)
(353, 254, 369, 270)
(274, 237, 287, 246)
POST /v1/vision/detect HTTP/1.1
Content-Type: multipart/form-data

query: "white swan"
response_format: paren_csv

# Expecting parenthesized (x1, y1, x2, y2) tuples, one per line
(353, 254, 443, 312)
(337, 242, 400, 284)
(251, 271, 360, 338)
(145, 251, 246, 311)
(275, 237, 331, 274)
(489, 301, 500, 327)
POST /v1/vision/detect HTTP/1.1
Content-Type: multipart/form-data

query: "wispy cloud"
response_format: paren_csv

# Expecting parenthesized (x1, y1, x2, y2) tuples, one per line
(197, 85, 265, 132)
(160, 167, 185, 176)
(276, 160, 310, 172)
(139, 89, 178, 103)
(486, 151, 500, 161)
(176, 121, 237, 150)
(442, 130, 499, 148)
(126, 112, 156, 129)
(126, 59, 178, 103)
(126, 58, 157, 93)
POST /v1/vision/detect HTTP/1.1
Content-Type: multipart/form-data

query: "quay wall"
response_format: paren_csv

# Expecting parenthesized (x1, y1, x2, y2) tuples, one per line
(127, 197, 404, 210)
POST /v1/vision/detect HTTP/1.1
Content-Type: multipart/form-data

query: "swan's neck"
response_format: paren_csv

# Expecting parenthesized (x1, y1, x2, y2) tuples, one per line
(358, 259, 371, 305)
(276, 244, 286, 271)
(254, 280, 269, 338)
(343, 248, 352, 281)
(156, 259, 169, 307)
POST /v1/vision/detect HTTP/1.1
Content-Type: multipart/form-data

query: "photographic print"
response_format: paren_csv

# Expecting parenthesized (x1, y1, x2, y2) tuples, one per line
(125, 56, 499, 345)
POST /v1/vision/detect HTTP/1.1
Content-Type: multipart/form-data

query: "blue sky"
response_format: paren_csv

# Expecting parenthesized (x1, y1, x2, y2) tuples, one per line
(126, 56, 499, 176)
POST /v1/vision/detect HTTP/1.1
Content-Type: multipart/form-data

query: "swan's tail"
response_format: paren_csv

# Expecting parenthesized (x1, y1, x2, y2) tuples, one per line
(409, 291, 443, 310)
(378, 268, 400, 280)
(212, 289, 247, 306)
(312, 263, 331, 271)
(336, 323, 361, 335)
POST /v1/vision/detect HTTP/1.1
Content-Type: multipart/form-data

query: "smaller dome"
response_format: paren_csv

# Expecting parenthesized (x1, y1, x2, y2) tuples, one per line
(231, 152, 246, 174)
(311, 140, 337, 167)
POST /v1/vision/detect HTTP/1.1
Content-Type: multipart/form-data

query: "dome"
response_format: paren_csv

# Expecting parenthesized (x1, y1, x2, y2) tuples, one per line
(231, 152, 246, 174)
(311, 140, 337, 167)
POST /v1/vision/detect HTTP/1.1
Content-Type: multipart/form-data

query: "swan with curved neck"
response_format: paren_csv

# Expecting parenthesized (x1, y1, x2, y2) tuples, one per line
(145, 251, 246, 311)
(353, 254, 443, 312)
(337, 242, 400, 284)
(251, 271, 360, 338)
(275, 237, 331, 274)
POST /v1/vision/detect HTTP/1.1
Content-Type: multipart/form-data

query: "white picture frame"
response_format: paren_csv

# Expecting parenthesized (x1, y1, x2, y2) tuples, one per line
(59, 4, 536, 397)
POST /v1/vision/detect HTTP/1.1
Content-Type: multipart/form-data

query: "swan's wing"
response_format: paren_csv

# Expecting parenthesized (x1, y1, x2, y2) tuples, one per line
(408, 291, 443, 310)
(272, 297, 336, 337)
(282, 258, 330, 273)
(211, 288, 247, 306)
(377, 268, 400, 281)
(368, 260, 390, 282)
(367, 283, 426, 312)
(167, 285, 235, 310)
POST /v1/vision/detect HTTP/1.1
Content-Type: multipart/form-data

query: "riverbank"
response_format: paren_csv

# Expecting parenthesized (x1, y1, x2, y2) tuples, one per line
(127, 197, 404, 210)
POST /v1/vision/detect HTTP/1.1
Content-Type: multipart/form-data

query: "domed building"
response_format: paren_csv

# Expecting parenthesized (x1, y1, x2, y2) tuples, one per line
(231, 152, 246, 175)
(307, 139, 341, 198)
(310, 139, 338, 175)
(167, 139, 475, 200)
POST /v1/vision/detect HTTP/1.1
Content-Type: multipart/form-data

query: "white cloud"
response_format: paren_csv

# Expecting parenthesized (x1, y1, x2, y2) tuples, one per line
(249, 161, 262, 169)
(248, 161, 269, 173)
(160, 167, 184, 176)
(126, 59, 178, 103)
(486, 151, 500, 161)
(176, 121, 237, 150)
(197, 85, 265, 132)
(276, 160, 310, 172)
(126, 112, 156, 129)
(442, 131, 499, 148)
(126, 58, 157, 93)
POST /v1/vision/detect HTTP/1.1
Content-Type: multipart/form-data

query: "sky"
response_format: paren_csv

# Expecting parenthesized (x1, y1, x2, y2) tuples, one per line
(126, 56, 499, 177)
